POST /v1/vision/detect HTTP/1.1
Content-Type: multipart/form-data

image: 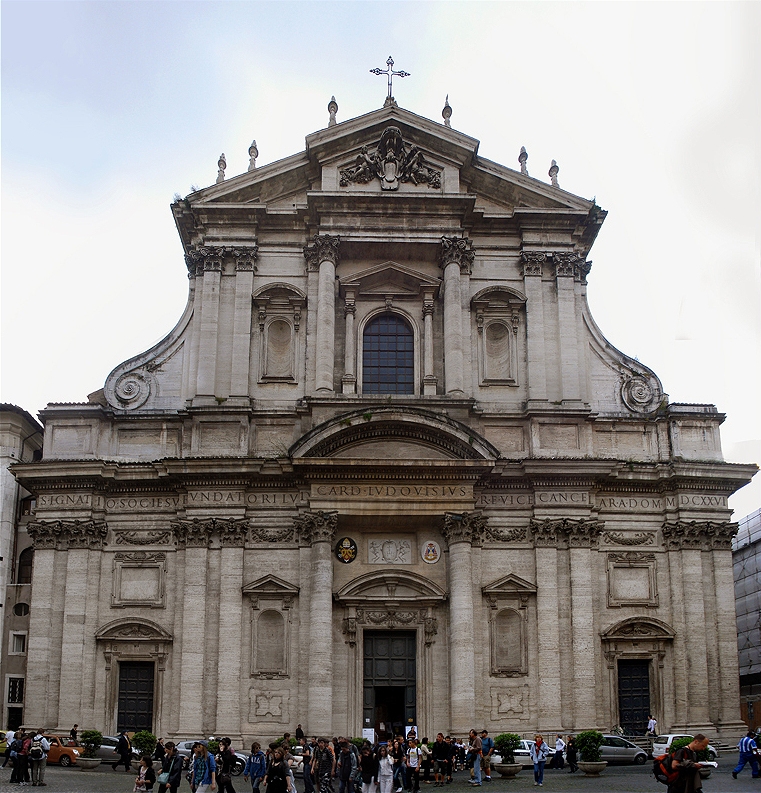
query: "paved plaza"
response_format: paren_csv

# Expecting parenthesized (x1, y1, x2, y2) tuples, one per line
(0, 756, 757, 793)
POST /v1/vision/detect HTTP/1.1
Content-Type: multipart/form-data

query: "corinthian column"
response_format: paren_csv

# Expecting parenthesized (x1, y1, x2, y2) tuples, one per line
(442, 511, 484, 733)
(520, 251, 547, 405)
(422, 288, 437, 395)
(230, 246, 258, 399)
(440, 237, 474, 395)
(295, 510, 338, 735)
(304, 235, 340, 393)
(187, 247, 225, 398)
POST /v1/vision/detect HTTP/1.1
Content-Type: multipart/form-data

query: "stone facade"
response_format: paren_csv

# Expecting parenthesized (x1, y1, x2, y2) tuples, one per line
(11, 102, 756, 742)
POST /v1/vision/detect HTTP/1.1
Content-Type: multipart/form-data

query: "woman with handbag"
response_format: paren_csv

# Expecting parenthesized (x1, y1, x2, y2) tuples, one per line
(217, 738, 238, 793)
(157, 741, 184, 793)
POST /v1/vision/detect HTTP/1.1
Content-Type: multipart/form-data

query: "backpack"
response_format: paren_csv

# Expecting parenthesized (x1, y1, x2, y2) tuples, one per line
(29, 737, 44, 760)
(11, 738, 23, 753)
(652, 752, 679, 786)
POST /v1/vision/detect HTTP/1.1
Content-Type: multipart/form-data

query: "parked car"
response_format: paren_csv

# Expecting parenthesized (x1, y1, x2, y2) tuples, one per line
(599, 735, 647, 764)
(43, 735, 81, 766)
(651, 735, 718, 760)
(513, 740, 537, 768)
(174, 740, 247, 776)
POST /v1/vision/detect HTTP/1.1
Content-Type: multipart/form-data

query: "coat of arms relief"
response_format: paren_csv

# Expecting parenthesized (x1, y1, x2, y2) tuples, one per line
(340, 126, 442, 191)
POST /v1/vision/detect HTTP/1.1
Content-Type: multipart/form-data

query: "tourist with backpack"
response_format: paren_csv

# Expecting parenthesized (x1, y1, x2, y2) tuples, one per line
(670, 734, 710, 793)
(29, 730, 49, 787)
(8, 732, 23, 782)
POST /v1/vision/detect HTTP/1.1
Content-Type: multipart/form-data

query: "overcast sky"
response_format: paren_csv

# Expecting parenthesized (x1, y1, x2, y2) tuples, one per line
(2, 1, 759, 518)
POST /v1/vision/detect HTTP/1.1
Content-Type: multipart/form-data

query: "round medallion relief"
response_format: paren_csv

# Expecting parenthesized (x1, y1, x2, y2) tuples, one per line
(421, 540, 441, 564)
(335, 537, 358, 563)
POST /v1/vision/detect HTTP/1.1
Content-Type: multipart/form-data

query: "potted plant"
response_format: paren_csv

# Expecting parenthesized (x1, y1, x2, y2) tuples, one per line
(132, 730, 158, 769)
(669, 737, 713, 779)
(574, 730, 607, 776)
(493, 733, 522, 778)
(78, 730, 103, 770)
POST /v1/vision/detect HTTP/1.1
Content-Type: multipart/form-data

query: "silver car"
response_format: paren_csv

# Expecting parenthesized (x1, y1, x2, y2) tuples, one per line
(599, 735, 647, 764)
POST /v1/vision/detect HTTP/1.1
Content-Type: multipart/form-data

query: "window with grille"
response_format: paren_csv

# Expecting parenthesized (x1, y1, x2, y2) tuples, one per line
(7, 678, 24, 704)
(362, 314, 414, 394)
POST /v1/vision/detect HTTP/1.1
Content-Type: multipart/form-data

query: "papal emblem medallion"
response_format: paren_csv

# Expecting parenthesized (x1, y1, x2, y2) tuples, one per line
(335, 537, 358, 563)
(421, 540, 441, 564)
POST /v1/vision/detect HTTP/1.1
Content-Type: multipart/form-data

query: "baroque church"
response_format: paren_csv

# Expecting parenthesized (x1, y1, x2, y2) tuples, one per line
(13, 90, 756, 743)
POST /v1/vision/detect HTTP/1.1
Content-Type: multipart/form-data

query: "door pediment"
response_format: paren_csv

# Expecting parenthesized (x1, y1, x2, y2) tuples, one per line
(335, 570, 447, 607)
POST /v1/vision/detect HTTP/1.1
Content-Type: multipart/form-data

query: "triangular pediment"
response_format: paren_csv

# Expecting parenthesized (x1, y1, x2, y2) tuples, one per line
(482, 573, 537, 597)
(341, 262, 441, 299)
(242, 574, 300, 598)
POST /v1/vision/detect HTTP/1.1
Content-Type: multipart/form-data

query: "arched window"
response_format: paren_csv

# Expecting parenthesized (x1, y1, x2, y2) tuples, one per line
(16, 548, 33, 585)
(362, 314, 414, 394)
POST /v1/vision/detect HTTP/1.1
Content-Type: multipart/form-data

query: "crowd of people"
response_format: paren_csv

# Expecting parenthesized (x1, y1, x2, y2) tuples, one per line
(2, 728, 51, 786)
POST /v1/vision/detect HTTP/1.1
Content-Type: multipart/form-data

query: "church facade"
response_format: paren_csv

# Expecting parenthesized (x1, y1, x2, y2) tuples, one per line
(14, 98, 755, 743)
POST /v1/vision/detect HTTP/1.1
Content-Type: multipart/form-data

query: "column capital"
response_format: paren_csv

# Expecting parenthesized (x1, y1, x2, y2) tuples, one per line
(295, 510, 338, 545)
(661, 520, 737, 551)
(440, 236, 475, 273)
(520, 250, 546, 276)
(27, 519, 108, 550)
(230, 244, 259, 272)
(184, 245, 225, 277)
(442, 511, 486, 547)
(304, 234, 340, 270)
(530, 517, 603, 548)
(171, 517, 249, 548)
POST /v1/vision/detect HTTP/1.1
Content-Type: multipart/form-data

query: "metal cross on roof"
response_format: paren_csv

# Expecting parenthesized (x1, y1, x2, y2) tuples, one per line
(370, 56, 410, 103)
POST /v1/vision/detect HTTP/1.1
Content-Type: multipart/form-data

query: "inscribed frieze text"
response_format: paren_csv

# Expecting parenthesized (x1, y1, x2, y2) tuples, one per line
(312, 484, 471, 500)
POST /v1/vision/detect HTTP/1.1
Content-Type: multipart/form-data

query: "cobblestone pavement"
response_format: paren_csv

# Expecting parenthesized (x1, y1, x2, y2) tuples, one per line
(0, 756, 757, 793)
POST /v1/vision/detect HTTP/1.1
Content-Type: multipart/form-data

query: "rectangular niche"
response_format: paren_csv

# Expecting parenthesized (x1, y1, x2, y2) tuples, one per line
(607, 552, 658, 608)
(112, 552, 166, 608)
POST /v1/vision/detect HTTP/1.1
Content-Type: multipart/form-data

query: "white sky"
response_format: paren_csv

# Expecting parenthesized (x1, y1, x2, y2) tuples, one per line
(2, 1, 759, 518)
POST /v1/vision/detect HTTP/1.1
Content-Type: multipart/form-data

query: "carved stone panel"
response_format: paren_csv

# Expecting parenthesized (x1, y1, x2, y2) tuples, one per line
(111, 551, 166, 609)
(606, 552, 658, 608)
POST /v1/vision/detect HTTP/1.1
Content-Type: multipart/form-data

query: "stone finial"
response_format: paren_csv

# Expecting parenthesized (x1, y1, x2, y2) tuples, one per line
(247, 140, 258, 172)
(216, 153, 226, 184)
(328, 96, 338, 127)
(519, 146, 529, 175)
(548, 159, 559, 187)
(442, 95, 452, 128)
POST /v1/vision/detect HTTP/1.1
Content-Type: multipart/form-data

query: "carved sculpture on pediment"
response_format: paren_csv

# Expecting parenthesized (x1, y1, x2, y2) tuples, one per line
(530, 518, 603, 548)
(603, 531, 655, 546)
(294, 510, 338, 545)
(661, 520, 737, 551)
(172, 517, 249, 548)
(520, 251, 546, 276)
(114, 551, 166, 563)
(442, 511, 486, 547)
(483, 525, 528, 543)
(303, 234, 340, 270)
(249, 524, 296, 543)
(27, 519, 108, 550)
(114, 530, 172, 546)
(440, 236, 475, 274)
(339, 126, 441, 191)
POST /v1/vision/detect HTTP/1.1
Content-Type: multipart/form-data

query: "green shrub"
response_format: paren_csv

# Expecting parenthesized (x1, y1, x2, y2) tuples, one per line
(79, 730, 103, 759)
(669, 737, 709, 761)
(207, 740, 220, 755)
(575, 730, 604, 763)
(132, 730, 157, 757)
(493, 733, 521, 764)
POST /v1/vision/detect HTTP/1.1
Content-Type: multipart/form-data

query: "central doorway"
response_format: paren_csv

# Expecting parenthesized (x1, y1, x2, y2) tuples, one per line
(617, 659, 650, 734)
(117, 661, 155, 733)
(363, 631, 416, 741)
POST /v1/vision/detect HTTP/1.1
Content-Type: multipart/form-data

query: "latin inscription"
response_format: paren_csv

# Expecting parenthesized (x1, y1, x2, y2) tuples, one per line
(476, 491, 588, 507)
(313, 484, 471, 499)
(598, 495, 727, 510)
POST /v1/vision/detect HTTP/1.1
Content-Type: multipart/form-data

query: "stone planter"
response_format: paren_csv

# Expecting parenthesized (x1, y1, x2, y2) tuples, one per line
(577, 761, 608, 776)
(493, 763, 522, 779)
(77, 757, 102, 771)
(698, 766, 712, 779)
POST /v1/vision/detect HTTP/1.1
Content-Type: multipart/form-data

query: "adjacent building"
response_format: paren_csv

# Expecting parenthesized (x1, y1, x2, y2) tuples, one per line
(734, 508, 761, 731)
(11, 97, 756, 743)
(0, 405, 43, 730)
